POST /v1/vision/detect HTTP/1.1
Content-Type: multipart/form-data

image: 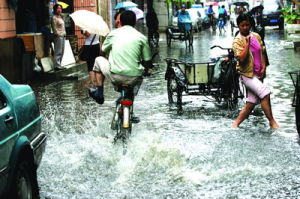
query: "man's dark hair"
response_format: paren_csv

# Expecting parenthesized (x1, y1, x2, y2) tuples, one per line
(53, 4, 62, 14)
(236, 13, 252, 26)
(120, 10, 136, 27)
(114, 8, 126, 20)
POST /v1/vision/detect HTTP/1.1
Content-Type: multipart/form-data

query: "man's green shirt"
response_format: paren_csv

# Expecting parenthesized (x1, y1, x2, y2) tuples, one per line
(102, 25, 152, 76)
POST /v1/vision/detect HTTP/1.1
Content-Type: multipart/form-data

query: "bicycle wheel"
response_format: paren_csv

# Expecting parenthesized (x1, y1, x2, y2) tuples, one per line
(188, 30, 193, 46)
(296, 106, 300, 136)
(226, 69, 239, 109)
(167, 76, 183, 110)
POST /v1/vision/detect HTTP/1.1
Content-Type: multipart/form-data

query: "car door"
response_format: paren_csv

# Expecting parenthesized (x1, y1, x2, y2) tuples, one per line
(0, 90, 18, 193)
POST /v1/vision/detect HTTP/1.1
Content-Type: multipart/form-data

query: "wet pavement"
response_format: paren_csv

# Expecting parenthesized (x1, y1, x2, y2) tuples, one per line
(34, 26, 300, 199)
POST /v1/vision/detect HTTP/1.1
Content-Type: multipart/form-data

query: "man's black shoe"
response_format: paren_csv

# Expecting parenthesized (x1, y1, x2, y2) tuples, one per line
(88, 88, 104, 104)
(131, 116, 140, 123)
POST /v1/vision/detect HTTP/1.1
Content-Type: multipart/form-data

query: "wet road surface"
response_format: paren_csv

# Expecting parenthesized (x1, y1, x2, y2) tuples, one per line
(34, 27, 300, 199)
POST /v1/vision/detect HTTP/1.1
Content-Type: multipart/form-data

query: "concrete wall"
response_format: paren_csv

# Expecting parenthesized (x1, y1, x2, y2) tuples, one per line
(154, 0, 169, 31)
(0, 0, 16, 39)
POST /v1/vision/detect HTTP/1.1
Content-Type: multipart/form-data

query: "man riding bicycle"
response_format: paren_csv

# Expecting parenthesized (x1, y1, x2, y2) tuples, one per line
(88, 10, 154, 105)
(177, 5, 192, 39)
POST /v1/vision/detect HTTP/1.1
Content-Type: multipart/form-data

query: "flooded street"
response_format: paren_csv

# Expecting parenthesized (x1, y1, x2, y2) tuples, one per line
(35, 27, 300, 199)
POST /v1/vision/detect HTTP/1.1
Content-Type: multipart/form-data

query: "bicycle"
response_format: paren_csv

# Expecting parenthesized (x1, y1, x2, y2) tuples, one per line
(217, 17, 226, 33)
(111, 53, 158, 150)
(288, 70, 300, 137)
(208, 14, 217, 31)
(148, 30, 160, 48)
(111, 84, 135, 147)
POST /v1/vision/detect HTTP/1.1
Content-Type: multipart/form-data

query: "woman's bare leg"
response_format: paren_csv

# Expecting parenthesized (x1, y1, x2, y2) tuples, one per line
(233, 102, 255, 127)
(260, 94, 279, 128)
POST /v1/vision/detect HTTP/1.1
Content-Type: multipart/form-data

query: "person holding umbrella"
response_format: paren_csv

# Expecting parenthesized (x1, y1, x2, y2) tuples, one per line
(146, 7, 159, 46)
(51, 4, 66, 71)
(80, 30, 101, 86)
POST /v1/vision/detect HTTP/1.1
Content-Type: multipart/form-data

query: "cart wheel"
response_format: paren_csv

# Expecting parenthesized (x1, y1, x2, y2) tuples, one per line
(188, 30, 193, 46)
(226, 70, 239, 110)
(166, 29, 172, 47)
(167, 76, 183, 110)
(296, 106, 300, 137)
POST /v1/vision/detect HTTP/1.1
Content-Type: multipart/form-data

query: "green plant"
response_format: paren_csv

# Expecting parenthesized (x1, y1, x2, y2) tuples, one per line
(281, 5, 300, 24)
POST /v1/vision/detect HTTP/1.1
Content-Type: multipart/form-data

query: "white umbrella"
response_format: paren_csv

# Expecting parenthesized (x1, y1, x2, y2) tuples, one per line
(70, 10, 110, 36)
(128, 7, 144, 20)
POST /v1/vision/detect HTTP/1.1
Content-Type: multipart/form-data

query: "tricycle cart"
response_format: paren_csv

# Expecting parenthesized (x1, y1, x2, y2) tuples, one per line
(165, 45, 244, 111)
(289, 70, 300, 136)
(165, 23, 193, 47)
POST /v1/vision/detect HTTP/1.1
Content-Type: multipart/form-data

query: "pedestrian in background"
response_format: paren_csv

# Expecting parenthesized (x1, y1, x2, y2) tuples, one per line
(146, 7, 159, 46)
(81, 30, 100, 86)
(232, 14, 279, 129)
(51, 4, 66, 71)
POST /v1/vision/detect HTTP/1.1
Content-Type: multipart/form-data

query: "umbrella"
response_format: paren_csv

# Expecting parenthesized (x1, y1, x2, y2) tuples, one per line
(57, 1, 69, 9)
(128, 7, 144, 20)
(70, 10, 110, 36)
(115, 1, 137, 10)
(231, 1, 249, 7)
(205, 2, 218, 6)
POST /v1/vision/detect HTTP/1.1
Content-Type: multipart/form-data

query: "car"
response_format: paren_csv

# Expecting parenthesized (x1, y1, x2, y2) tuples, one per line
(172, 8, 203, 32)
(261, 0, 284, 30)
(0, 74, 47, 199)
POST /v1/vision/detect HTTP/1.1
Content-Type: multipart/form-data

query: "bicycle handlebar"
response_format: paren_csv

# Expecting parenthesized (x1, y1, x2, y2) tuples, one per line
(210, 45, 232, 50)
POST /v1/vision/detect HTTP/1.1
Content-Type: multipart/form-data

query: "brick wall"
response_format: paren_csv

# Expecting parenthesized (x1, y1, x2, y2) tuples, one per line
(0, 1, 16, 38)
(73, 0, 110, 48)
(74, 0, 98, 47)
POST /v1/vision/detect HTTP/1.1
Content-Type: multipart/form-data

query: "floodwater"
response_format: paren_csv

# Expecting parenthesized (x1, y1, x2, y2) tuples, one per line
(35, 27, 300, 199)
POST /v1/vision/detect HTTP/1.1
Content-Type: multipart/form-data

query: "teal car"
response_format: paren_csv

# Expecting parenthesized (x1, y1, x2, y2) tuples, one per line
(0, 75, 47, 199)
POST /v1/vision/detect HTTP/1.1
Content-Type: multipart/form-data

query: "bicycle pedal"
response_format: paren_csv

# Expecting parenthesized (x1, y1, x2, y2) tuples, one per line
(131, 116, 140, 123)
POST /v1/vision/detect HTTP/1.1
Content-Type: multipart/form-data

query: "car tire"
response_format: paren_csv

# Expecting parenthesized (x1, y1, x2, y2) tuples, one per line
(10, 157, 40, 199)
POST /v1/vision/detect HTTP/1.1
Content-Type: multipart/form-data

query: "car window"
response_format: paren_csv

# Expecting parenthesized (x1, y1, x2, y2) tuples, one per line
(264, 2, 280, 11)
(0, 91, 7, 109)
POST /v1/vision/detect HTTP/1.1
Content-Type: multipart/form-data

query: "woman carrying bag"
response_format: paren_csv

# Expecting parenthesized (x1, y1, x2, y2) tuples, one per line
(80, 30, 101, 86)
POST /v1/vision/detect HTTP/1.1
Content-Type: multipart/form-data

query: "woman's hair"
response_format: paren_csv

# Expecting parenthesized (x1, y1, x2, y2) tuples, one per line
(53, 4, 62, 14)
(236, 13, 252, 26)
(120, 10, 136, 27)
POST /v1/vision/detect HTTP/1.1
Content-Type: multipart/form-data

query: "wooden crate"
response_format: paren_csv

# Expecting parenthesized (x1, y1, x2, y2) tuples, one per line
(17, 34, 35, 52)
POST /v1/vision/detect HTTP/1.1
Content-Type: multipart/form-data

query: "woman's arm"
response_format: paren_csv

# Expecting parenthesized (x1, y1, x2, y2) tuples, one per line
(237, 36, 250, 63)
